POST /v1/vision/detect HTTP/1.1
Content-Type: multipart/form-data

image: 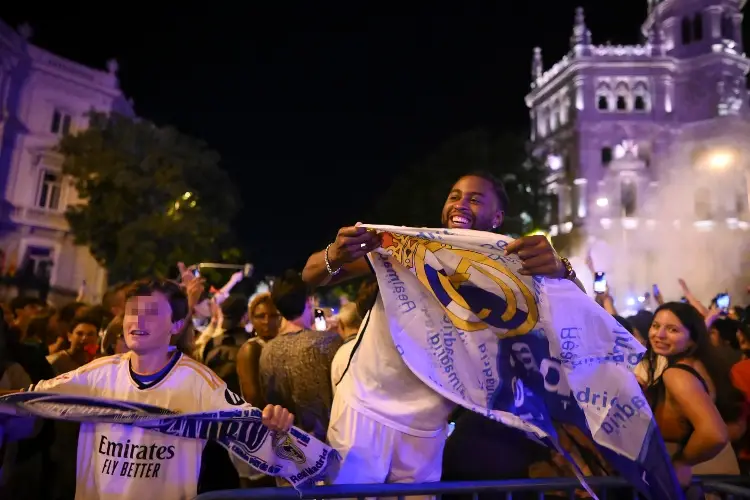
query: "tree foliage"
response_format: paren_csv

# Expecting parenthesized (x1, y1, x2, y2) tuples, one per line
(370, 129, 549, 236)
(59, 112, 241, 283)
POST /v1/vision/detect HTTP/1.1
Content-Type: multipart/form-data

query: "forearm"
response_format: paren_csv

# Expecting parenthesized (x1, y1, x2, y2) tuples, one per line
(302, 249, 368, 289)
(301, 249, 333, 289)
(686, 294, 708, 316)
(677, 429, 727, 466)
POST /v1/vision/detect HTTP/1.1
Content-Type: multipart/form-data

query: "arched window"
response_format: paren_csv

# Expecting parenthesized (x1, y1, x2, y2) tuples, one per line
(621, 180, 637, 217)
(597, 94, 609, 110)
(681, 17, 692, 44)
(615, 82, 629, 111)
(693, 13, 703, 41)
(632, 81, 650, 111)
(596, 82, 611, 111)
(694, 187, 712, 219)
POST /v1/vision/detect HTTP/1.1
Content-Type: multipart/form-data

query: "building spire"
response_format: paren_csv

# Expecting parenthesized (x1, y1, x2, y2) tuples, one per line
(532, 47, 543, 81)
(570, 7, 591, 49)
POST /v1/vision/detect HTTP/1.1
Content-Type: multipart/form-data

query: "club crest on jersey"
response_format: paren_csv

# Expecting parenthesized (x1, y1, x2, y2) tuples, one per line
(381, 233, 539, 337)
(224, 388, 246, 406)
(272, 432, 305, 464)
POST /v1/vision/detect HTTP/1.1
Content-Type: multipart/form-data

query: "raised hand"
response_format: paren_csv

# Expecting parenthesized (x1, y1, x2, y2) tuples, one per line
(327, 224, 382, 270)
(505, 235, 564, 278)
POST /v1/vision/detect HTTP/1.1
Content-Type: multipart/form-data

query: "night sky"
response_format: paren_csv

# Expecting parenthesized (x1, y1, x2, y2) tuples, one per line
(3, 1, 645, 277)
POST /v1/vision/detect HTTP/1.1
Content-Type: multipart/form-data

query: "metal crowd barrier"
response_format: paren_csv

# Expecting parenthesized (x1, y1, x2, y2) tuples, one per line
(195, 475, 750, 499)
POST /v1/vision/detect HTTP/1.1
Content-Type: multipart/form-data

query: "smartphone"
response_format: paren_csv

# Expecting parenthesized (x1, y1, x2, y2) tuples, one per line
(593, 272, 607, 294)
(314, 308, 327, 331)
(243, 263, 253, 278)
(192, 268, 201, 278)
(652, 284, 660, 297)
(716, 293, 730, 312)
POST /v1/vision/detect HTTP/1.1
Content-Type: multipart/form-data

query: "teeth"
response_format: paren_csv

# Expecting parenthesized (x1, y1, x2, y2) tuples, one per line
(452, 216, 470, 224)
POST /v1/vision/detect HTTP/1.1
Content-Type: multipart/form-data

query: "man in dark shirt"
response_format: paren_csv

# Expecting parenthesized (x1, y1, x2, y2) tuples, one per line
(259, 270, 342, 442)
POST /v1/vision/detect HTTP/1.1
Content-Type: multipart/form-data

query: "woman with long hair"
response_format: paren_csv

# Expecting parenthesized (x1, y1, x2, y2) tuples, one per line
(643, 302, 744, 487)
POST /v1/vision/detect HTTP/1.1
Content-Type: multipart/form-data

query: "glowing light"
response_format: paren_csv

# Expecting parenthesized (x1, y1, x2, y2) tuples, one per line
(182, 191, 192, 200)
(638, 296, 645, 303)
(596, 197, 609, 207)
(707, 151, 734, 170)
(626, 297, 636, 306)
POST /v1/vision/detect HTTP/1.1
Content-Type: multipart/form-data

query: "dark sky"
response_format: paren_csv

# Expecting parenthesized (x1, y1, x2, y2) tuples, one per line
(3, 1, 645, 276)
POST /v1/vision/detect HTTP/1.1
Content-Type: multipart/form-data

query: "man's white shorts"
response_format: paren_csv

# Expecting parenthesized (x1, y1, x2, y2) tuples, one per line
(327, 395, 447, 497)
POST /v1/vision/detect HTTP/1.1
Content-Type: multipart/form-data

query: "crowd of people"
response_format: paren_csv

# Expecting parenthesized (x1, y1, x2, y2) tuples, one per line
(0, 171, 747, 500)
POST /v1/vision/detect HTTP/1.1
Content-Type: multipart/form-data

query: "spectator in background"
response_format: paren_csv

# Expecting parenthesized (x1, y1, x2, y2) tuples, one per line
(259, 270, 343, 443)
(330, 302, 363, 395)
(8, 296, 44, 340)
(237, 293, 281, 410)
(46, 315, 100, 375)
(710, 318, 743, 367)
(204, 294, 251, 395)
(47, 301, 86, 355)
(23, 314, 52, 357)
(643, 302, 743, 486)
(0, 306, 39, 499)
(234, 293, 281, 488)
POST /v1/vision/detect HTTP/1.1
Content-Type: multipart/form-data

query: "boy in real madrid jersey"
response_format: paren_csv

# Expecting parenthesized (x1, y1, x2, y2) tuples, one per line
(28, 278, 295, 500)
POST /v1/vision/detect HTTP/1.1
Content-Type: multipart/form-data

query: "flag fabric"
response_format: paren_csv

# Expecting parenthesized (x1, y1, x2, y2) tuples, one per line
(0, 392, 337, 488)
(363, 224, 682, 500)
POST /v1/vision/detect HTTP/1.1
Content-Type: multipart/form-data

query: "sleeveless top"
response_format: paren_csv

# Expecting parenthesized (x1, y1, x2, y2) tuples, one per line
(645, 363, 709, 447)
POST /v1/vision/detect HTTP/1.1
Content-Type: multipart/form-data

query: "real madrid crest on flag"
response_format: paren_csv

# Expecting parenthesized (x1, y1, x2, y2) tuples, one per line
(381, 232, 539, 336)
(364, 224, 683, 500)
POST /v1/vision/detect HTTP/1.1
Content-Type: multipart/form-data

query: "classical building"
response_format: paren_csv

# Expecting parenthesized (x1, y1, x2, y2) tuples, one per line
(0, 20, 133, 304)
(525, 1, 750, 312)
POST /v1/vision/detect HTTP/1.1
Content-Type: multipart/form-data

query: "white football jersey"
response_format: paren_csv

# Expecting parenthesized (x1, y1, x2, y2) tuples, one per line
(32, 351, 253, 500)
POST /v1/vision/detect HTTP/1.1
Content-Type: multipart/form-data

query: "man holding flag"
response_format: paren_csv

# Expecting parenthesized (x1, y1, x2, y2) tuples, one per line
(302, 172, 581, 489)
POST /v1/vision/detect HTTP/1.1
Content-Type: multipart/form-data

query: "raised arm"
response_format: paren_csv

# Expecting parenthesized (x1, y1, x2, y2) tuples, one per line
(302, 224, 380, 289)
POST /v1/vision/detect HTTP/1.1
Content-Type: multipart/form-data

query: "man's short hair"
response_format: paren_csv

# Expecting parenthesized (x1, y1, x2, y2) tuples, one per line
(221, 294, 249, 324)
(271, 270, 309, 321)
(461, 170, 510, 211)
(125, 279, 189, 323)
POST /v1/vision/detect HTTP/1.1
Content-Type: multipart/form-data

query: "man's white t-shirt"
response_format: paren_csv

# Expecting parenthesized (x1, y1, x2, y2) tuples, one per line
(330, 339, 355, 396)
(336, 293, 454, 437)
(32, 351, 253, 500)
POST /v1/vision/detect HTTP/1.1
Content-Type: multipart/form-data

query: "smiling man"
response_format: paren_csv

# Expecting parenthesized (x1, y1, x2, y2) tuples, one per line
(302, 171, 580, 490)
(13, 279, 295, 500)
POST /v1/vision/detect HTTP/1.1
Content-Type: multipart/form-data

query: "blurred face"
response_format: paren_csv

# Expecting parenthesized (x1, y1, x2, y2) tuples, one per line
(123, 292, 180, 354)
(649, 309, 693, 357)
(68, 322, 98, 352)
(709, 328, 721, 347)
(737, 330, 750, 352)
(441, 175, 503, 231)
(250, 301, 281, 340)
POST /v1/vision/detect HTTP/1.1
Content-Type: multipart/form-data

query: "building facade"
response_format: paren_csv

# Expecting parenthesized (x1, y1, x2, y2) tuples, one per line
(0, 20, 133, 304)
(526, 1, 750, 312)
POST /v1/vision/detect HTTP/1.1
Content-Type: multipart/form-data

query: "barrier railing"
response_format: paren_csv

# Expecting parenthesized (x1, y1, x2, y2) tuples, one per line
(195, 475, 750, 499)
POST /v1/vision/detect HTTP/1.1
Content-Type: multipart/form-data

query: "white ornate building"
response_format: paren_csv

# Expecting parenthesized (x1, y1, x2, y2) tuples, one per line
(526, 1, 750, 311)
(0, 20, 133, 303)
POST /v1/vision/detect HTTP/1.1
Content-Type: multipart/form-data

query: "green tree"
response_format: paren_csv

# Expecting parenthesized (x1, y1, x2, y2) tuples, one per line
(371, 129, 548, 236)
(59, 112, 241, 283)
